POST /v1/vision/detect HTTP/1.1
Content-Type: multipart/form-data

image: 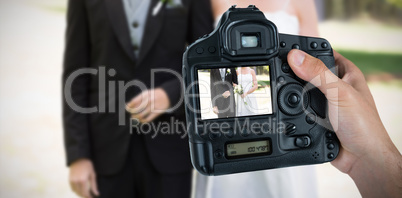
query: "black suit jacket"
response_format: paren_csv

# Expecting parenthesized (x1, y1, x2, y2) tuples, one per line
(63, 0, 213, 175)
(210, 68, 238, 117)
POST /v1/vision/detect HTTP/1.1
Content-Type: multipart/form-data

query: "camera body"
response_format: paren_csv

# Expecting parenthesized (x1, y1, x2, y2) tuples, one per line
(182, 5, 339, 175)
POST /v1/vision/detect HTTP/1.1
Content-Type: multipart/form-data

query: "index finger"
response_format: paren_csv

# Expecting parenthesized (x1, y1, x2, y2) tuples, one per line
(126, 91, 149, 112)
(333, 50, 358, 79)
(333, 50, 376, 110)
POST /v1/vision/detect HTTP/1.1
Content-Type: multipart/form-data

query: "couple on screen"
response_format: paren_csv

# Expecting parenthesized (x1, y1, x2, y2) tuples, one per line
(210, 67, 259, 118)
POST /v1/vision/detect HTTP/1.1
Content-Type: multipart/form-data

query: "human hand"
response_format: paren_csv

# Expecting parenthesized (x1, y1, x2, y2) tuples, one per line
(287, 49, 401, 197)
(126, 88, 170, 123)
(69, 159, 99, 198)
(222, 90, 230, 98)
(241, 93, 247, 99)
(213, 106, 219, 114)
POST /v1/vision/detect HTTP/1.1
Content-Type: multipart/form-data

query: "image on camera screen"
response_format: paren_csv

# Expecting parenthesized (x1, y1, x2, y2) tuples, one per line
(197, 65, 273, 120)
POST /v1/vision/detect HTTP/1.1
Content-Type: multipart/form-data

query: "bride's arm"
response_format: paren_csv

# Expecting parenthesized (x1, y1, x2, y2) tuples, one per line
(294, 0, 319, 37)
(210, 0, 227, 19)
(246, 70, 258, 95)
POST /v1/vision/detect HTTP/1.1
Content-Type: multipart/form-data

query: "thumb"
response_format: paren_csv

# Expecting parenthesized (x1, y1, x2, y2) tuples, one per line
(287, 49, 347, 102)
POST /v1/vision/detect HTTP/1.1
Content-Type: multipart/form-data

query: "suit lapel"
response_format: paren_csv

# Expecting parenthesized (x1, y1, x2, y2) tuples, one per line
(138, 0, 166, 65)
(104, 0, 136, 62)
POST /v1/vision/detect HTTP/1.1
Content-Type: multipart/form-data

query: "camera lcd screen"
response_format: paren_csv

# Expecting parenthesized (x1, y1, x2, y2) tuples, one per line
(197, 65, 273, 120)
(226, 140, 271, 157)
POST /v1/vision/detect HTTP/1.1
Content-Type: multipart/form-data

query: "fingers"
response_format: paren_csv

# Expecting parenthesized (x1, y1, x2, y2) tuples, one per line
(82, 179, 92, 198)
(69, 160, 99, 198)
(287, 49, 349, 102)
(334, 50, 365, 89)
(222, 91, 230, 98)
(127, 91, 150, 122)
(126, 91, 149, 114)
(70, 176, 92, 198)
(126, 89, 169, 123)
(333, 50, 377, 110)
(213, 106, 219, 114)
(132, 104, 151, 122)
(90, 172, 100, 197)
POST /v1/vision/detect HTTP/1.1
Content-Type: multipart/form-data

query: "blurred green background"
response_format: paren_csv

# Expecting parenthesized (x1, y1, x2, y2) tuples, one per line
(0, 0, 401, 198)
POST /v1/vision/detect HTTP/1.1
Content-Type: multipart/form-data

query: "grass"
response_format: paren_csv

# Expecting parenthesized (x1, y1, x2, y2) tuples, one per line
(256, 81, 271, 91)
(44, 5, 66, 13)
(337, 49, 402, 75)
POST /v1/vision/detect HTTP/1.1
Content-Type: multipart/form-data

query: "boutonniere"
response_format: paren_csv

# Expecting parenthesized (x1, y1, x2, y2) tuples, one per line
(153, 0, 183, 16)
(226, 69, 231, 75)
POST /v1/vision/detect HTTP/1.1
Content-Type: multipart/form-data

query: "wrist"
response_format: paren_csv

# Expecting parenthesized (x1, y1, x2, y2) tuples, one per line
(70, 158, 91, 167)
(348, 141, 402, 197)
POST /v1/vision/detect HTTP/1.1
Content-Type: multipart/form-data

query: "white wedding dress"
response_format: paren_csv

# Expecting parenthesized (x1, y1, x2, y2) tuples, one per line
(236, 73, 259, 116)
(192, 1, 318, 198)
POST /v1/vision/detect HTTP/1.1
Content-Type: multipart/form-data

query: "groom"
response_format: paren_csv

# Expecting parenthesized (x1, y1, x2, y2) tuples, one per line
(210, 68, 238, 118)
(63, 0, 213, 197)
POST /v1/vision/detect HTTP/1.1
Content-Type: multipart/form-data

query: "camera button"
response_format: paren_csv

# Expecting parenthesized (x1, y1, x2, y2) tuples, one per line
(280, 41, 286, 48)
(310, 42, 318, 49)
(224, 129, 234, 138)
(285, 123, 297, 136)
(214, 150, 223, 159)
(327, 153, 335, 159)
(196, 47, 204, 54)
(281, 63, 290, 73)
(292, 44, 300, 49)
(327, 143, 335, 150)
(240, 129, 250, 137)
(208, 46, 216, 53)
(262, 124, 271, 134)
(325, 131, 333, 138)
(321, 42, 328, 48)
(209, 132, 221, 140)
(278, 84, 308, 115)
(306, 113, 316, 124)
(278, 76, 285, 83)
(288, 93, 300, 106)
(295, 136, 311, 148)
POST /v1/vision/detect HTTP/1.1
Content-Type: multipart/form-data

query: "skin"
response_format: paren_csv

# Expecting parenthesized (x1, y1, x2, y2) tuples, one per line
(222, 90, 230, 98)
(211, 0, 319, 36)
(126, 88, 170, 123)
(69, 159, 99, 198)
(287, 49, 402, 197)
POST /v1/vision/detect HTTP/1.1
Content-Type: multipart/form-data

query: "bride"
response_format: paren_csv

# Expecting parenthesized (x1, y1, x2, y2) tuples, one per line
(236, 67, 259, 116)
(193, 0, 320, 198)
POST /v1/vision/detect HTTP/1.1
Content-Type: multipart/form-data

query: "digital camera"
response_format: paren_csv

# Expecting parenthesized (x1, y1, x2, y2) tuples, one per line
(182, 5, 340, 175)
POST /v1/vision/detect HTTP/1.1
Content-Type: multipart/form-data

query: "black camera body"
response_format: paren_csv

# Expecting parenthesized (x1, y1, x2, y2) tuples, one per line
(182, 5, 339, 175)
